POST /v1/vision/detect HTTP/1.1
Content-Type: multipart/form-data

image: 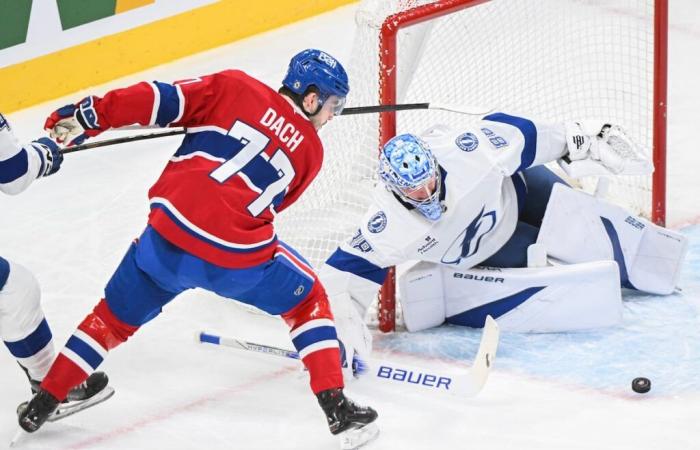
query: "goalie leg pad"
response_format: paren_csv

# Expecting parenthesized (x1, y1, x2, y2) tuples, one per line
(442, 261, 622, 333)
(537, 184, 687, 294)
(398, 261, 446, 332)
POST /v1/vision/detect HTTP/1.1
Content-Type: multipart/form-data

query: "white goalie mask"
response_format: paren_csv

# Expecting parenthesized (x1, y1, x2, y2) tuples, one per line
(378, 133, 443, 221)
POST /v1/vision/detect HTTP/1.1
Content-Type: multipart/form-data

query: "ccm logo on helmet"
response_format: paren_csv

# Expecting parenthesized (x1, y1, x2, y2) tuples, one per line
(317, 51, 338, 68)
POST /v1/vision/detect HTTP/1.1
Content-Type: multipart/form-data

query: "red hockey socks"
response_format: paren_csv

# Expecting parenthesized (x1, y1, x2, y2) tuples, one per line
(282, 282, 343, 394)
(41, 299, 137, 400)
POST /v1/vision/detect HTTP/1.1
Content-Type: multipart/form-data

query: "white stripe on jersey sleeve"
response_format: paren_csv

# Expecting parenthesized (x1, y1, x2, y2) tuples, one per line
(148, 82, 161, 126)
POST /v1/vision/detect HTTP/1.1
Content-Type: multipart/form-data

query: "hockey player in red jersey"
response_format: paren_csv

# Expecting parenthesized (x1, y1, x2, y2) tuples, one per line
(18, 49, 378, 447)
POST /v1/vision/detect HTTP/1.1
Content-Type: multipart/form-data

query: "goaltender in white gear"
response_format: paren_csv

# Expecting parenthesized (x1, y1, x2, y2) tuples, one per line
(319, 112, 686, 377)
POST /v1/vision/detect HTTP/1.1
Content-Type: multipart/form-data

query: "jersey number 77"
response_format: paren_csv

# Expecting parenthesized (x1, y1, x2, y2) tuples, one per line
(209, 120, 296, 217)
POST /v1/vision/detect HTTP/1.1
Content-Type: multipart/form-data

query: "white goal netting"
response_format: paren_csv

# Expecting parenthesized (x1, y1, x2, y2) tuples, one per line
(274, 0, 662, 327)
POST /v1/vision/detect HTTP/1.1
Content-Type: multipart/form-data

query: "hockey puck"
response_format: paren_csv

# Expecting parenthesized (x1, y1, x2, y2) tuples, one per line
(632, 377, 651, 393)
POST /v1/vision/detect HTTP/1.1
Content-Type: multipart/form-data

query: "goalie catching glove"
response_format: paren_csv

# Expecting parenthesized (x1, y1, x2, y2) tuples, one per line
(560, 122, 653, 178)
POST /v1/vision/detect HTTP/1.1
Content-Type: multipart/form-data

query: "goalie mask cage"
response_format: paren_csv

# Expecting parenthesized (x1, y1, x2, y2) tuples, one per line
(273, 0, 667, 332)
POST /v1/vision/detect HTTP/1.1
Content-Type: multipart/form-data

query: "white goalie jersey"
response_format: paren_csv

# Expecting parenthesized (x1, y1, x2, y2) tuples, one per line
(319, 113, 569, 311)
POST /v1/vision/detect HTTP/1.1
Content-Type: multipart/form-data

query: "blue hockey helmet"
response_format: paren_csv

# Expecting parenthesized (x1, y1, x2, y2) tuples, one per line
(379, 133, 443, 221)
(282, 49, 349, 115)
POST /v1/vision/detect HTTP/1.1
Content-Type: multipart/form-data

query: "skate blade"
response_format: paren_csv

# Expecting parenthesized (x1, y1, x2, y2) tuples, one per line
(339, 422, 379, 450)
(49, 386, 115, 422)
(9, 427, 25, 447)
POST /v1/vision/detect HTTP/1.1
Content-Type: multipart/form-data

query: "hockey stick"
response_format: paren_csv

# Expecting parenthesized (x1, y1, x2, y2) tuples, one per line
(60, 102, 492, 154)
(341, 102, 492, 116)
(198, 315, 500, 398)
(61, 129, 185, 154)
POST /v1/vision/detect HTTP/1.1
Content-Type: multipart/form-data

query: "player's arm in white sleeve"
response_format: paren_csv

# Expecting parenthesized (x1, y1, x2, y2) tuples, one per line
(321, 231, 393, 313)
(478, 112, 568, 176)
(479, 112, 650, 178)
(319, 227, 401, 379)
(0, 113, 63, 195)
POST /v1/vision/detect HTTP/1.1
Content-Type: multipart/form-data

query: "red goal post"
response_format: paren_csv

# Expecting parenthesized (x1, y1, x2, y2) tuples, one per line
(376, 0, 668, 332)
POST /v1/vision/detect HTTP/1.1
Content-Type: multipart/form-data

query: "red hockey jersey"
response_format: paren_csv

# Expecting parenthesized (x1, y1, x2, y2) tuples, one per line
(86, 70, 323, 268)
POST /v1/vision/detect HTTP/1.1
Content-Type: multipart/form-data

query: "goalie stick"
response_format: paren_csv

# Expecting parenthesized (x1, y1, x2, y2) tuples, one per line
(198, 315, 500, 398)
(60, 102, 493, 155)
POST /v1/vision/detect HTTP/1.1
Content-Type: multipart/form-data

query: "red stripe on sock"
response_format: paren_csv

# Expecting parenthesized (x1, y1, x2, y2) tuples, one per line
(302, 347, 344, 394)
(40, 354, 89, 401)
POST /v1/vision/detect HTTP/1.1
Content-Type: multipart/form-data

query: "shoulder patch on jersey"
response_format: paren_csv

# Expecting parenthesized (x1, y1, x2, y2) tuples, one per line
(455, 132, 479, 152)
(368, 211, 387, 234)
(349, 229, 374, 253)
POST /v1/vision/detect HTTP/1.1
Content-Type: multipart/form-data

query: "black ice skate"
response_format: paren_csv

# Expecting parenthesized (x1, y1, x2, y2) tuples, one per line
(317, 388, 379, 449)
(18, 371, 115, 431)
(20, 364, 110, 401)
(65, 371, 110, 402)
(17, 389, 59, 432)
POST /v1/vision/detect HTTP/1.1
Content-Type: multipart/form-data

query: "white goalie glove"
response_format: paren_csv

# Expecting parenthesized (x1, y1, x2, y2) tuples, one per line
(329, 293, 373, 380)
(559, 122, 653, 178)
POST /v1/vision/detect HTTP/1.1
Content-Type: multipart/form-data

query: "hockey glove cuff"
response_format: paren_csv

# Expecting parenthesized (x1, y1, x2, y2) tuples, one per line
(45, 96, 103, 146)
(31, 137, 63, 177)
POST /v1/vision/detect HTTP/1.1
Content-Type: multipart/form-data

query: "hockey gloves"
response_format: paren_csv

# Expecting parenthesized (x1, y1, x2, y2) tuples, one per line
(45, 96, 103, 146)
(560, 121, 653, 178)
(31, 137, 63, 177)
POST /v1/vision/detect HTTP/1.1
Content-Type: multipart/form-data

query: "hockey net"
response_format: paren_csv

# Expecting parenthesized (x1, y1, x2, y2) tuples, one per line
(274, 0, 667, 331)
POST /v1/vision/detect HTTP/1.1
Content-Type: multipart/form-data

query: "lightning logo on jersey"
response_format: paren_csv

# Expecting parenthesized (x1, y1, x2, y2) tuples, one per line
(442, 207, 497, 265)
